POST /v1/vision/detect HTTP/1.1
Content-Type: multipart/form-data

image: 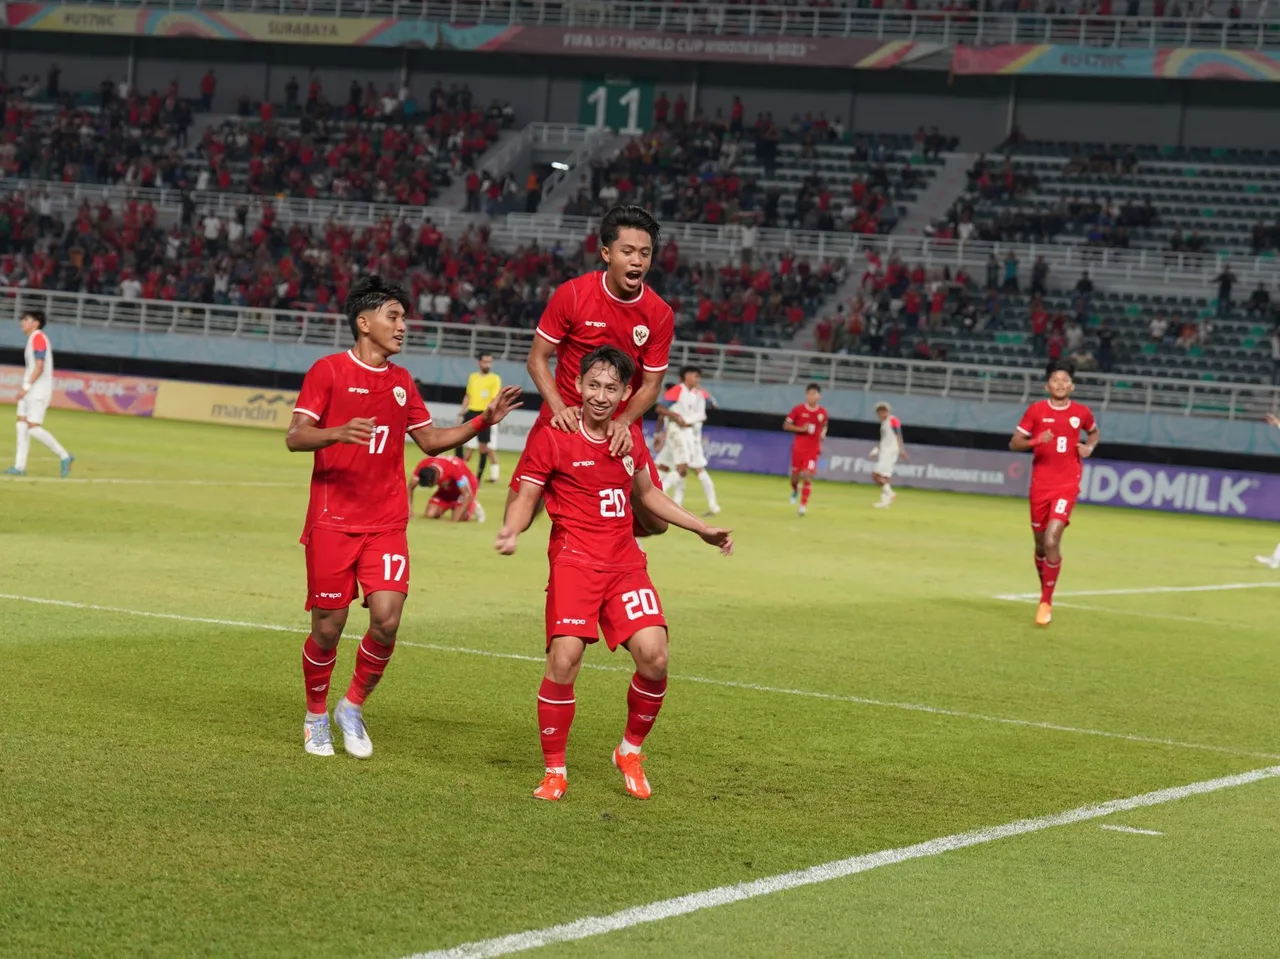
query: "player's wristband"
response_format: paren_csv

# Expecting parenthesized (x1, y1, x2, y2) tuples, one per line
(470, 414, 486, 432)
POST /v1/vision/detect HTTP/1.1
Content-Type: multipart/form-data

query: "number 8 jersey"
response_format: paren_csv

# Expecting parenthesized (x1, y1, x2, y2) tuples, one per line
(517, 424, 655, 572)
(294, 349, 433, 537)
(1016, 398, 1096, 495)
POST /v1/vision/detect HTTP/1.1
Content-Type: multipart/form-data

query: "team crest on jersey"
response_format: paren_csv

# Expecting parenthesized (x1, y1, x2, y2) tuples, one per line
(622, 455, 636, 476)
(393, 386, 407, 407)
(633, 325, 650, 347)
(1069, 416, 1080, 429)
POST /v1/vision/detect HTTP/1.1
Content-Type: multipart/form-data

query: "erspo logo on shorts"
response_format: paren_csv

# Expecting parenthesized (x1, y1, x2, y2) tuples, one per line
(318, 591, 344, 599)
(558, 618, 588, 626)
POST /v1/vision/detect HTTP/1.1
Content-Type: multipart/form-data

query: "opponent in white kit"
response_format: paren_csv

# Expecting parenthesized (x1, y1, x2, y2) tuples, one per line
(655, 365, 720, 516)
(870, 401, 906, 508)
(7, 309, 73, 478)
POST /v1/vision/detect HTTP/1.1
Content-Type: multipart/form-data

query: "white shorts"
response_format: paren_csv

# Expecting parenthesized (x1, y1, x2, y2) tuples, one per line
(655, 433, 677, 470)
(465, 424, 498, 451)
(17, 391, 51, 424)
(875, 449, 899, 477)
(665, 426, 708, 470)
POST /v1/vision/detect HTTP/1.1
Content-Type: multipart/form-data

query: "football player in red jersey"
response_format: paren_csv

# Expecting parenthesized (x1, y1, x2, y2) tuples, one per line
(408, 454, 483, 523)
(496, 346, 733, 803)
(783, 383, 828, 516)
(509, 205, 675, 537)
(287, 275, 521, 759)
(1010, 361, 1100, 626)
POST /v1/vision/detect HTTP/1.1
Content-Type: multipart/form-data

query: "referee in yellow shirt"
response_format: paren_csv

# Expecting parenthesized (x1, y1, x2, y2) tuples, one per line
(456, 351, 502, 482)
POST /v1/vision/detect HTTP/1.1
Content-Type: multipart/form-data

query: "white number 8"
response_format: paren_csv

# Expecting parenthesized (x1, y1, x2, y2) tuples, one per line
(1056, 436, 1068, 453)
(622, 589, 660, 620)
(599, 488, 628, 517)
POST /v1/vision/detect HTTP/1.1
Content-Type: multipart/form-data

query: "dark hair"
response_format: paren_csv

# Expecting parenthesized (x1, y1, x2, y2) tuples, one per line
(477, 351, 493, 361)
(679, 364, 702, 378)
(22, 309, 46, 328)
(805, 382, 822, 393)
(1045, 360, 1076, 380)
(600, 205, 661, 252)
(345, 274, 411, 341)
(579, 345, 636, 385)
(417, 464, 441, 487)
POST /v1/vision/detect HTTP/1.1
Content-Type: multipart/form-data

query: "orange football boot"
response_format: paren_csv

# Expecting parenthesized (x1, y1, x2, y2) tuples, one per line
(612, 747, 652, 800)
(532, 771, 567, 802)
(1035, 602, 1053, 626)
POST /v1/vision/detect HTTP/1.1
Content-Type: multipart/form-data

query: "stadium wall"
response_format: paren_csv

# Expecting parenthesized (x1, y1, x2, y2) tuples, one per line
(5, 325, 1277, 463)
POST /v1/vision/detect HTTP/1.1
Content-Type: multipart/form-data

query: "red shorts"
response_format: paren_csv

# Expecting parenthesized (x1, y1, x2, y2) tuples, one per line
(1030, 490, 1077, 531)
(303, 527, 410, 611)
(791, 448, 819, 474)
(428, 493, 477, 521)
(545, 564, 667, 650)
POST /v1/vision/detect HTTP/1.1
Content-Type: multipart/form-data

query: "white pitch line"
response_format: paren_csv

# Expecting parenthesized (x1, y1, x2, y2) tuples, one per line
(1099, 824, 1164, 836)
(994, 582, 1280, 602)
(407, 765, 1280, 959)
(0, 476, 297, 487)
(3, 593, 1278, 762)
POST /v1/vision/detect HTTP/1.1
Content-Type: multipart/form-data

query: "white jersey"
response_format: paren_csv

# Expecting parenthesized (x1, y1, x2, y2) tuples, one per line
(879, 414, 902, 455)
(661, 383, 711, 432)
(24, 327, 53, 397)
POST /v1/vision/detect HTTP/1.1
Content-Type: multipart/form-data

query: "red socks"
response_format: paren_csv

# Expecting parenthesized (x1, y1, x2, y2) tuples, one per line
(345, 634, 394, 706)
(1041, 559, 1061, 605)
(624, 673, 668, 748)
(302, 634, 337, 715)
(1035, 554, 1046, 585)
(537, 678, 576, 768)
(800, 481, 812, 506)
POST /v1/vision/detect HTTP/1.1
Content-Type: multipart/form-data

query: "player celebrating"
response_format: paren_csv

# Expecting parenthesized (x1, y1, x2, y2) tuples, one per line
(510, 205, 675, 535)
(1257, 413, 1280, 569)
(408, 454, 484, 523)
(7, 310, 73, 478)
(871, 402, 908, 509)
(783, 383, 828, 516)
(655, 365, 720, 516)
(287, 275, 520, 759)
(1010, 361, 1100, 626)
(456, 352, 502, 483)
(496, 347, 733, 803)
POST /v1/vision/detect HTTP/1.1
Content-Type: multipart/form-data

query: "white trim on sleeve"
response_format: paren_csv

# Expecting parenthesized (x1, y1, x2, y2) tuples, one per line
(535, 327, 561, 345)
(293, 407, 322, 421)
(1016, 426, 1032, 436)
(407, 418, 433, 431)
(643, 363, 669, 373)
(518, 475, 546, 487)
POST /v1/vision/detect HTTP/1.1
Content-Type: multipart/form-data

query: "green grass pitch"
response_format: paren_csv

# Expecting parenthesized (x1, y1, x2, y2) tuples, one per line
(3, 407, 1280, 958)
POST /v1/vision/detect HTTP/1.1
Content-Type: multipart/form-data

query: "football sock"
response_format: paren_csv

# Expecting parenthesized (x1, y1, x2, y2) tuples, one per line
(29, 426, 68, 459)
(478, 452, 489, 478)
(800, 480, 812, 506)
(1035, 554, 1046, 585)
(14, 421, 30, 471)
(489, 462, 500, 482)
(672, 474, 687, 506)
(1040, 559, 1061, 605)
(1272, 542, 1280, 562)
(537, 677, 576, 769)
(345, 633, 394, 706)
(789, 475, 799, 493)
(623, 672, 668, 749)
(698, 471, 719, 511)
(881, 483, 894, 499)
(302, 634, 338, 715)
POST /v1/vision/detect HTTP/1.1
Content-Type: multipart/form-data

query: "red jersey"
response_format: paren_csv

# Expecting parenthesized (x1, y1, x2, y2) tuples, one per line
(1016, 399, 1096, 493)
(413, 454, 477, 499)
(294, 350, 433, 536)
(534, 272, 674, 421)
(787, 403, 829, 456)
(518, 424, 656, 572)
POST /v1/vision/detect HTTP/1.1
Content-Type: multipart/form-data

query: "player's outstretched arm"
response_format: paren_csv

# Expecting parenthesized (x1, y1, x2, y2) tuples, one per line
(285, 412, 375, 452)
(633, 469, 733, 556)
(411, 386, 523, 455)
(528, 336, 578, 432)
(495, 481, 541, 554)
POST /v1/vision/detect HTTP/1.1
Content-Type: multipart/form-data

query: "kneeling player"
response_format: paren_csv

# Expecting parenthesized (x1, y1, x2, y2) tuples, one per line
(1009, 361, 1099, 626)
(408, 454, 485, 523)
(496, 346, 733, 802)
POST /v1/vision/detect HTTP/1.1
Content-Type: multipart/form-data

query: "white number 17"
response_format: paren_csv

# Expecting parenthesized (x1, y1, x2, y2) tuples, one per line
(369, 425, 390, 454)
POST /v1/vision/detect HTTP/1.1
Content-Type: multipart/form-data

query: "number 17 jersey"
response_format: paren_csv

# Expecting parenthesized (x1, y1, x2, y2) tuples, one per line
(517, 425, 655, 572)
(294, 349, 433, 537)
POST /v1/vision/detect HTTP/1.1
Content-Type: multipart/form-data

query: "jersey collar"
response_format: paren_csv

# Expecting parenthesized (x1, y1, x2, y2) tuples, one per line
(346, 349, 388, 373)
(1046, 398, 1072, 411)
(599, 271, 645, 306)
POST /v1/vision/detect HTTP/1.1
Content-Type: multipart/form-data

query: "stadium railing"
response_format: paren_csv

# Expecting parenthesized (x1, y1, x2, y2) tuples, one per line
(58, 1, 1280, 49)
(10, 175, 1278, 286)
(7, 287, 1275, 420)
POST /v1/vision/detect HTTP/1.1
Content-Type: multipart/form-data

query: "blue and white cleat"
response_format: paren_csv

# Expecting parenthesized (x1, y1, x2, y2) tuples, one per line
(333, 697, 373, 759)
(304, 712, 334, 757)
(60, 454, 74, 478)
(789, 491, 798, 505)
(3, 467, 24, 476)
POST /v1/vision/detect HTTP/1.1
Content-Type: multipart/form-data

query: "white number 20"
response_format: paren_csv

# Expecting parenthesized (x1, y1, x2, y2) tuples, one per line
(622, 588, 660, 621)
(1055, 436, 1068, 453)
(598, 488, 628, 518)
(381, 553, 406, 582)
(368, 425, 390, 454)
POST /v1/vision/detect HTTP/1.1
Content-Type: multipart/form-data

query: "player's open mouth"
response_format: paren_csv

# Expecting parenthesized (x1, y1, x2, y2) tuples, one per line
(624, 270, 642, 283)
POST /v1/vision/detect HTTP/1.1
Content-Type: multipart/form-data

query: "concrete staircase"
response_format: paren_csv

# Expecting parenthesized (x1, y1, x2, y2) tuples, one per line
(893, 152, 974, 238)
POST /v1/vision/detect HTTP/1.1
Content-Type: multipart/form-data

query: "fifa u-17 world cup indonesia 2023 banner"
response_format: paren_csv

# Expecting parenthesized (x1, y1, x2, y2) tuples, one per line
(661, 425, 1280, 521)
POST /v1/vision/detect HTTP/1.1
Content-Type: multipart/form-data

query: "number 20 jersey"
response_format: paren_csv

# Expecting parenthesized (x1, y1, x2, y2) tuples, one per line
(517, 425, 655, 572)
(294, 350, 433, 537)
